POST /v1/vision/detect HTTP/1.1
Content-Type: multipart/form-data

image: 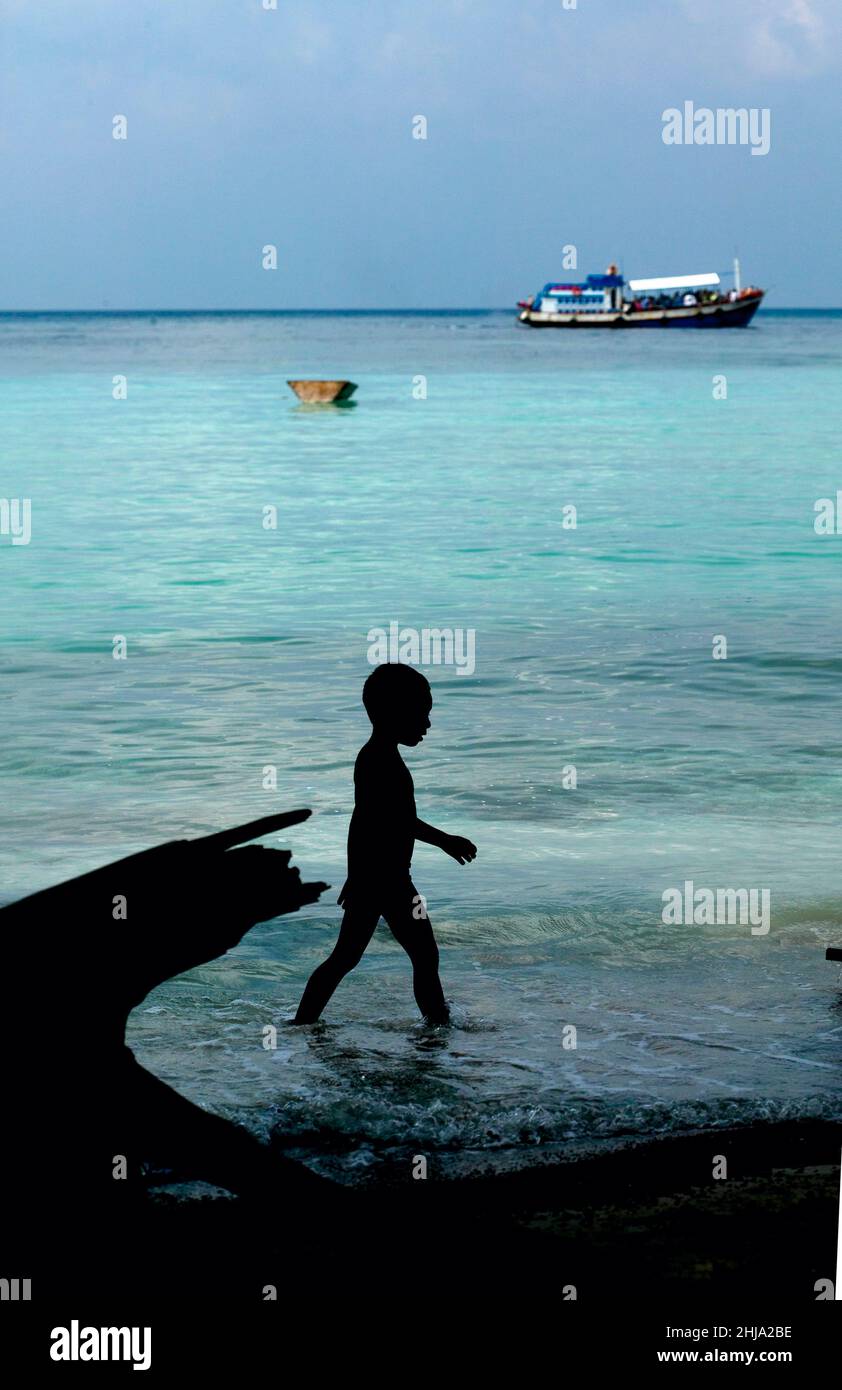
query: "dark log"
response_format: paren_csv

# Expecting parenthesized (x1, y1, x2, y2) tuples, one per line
(1, 812, 335, 1294)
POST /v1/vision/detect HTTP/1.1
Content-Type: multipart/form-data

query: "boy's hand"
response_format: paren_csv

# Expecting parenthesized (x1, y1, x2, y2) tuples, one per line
(442, 834, 477, 865)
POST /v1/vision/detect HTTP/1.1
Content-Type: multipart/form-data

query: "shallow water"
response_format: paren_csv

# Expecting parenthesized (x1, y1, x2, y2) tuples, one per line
(2, 309, 841, 1179)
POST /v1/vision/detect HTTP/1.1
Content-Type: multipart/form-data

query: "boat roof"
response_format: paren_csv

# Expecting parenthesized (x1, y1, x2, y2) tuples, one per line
(628, 273, 720, 291)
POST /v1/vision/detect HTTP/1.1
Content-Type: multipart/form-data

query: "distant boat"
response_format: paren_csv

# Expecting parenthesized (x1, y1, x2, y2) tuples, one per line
(287, 379, 358, 403)
(517, 260, 764, 328)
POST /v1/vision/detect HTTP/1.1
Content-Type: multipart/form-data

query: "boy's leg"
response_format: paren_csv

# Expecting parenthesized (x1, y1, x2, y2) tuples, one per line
(382, 886, 449, 1025)
(293, 902, 380, 1023)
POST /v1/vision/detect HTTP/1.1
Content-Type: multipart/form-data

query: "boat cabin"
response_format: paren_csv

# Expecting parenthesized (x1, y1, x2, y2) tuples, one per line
(536, 273, 625, 314)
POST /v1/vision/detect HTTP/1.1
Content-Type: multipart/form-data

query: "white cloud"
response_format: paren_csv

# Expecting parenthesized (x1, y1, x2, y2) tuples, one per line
(682, 0, 840, 76)
(748, 0, 826, 75)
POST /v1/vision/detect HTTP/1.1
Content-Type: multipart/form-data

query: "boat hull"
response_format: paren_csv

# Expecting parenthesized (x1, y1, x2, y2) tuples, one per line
(518, 294, 763, 328)
(287, 379, 358, 402)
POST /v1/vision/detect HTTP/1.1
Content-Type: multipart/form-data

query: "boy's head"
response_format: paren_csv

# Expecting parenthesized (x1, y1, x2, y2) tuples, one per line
(362, 663, 432, 745)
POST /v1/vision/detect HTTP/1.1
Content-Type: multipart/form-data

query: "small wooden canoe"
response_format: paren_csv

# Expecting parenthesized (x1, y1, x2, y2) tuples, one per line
(287, 379, 358, 403)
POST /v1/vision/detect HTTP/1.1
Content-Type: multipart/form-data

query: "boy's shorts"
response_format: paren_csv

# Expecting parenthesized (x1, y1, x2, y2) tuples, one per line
(337, 873, 418, 915)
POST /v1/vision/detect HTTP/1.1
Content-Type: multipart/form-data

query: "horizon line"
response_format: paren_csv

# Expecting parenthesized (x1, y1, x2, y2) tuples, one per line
(0, 305, 836, 316)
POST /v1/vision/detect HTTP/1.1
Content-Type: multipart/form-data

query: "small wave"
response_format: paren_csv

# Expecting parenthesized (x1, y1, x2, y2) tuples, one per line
(260, 1092, 842, 1184)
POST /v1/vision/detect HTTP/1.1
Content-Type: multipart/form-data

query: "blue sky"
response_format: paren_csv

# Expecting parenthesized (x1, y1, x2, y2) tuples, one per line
(1, 0, 839, 308)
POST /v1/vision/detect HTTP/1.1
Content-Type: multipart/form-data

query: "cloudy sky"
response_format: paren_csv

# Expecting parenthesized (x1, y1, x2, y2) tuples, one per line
(1, 0, 839, 308)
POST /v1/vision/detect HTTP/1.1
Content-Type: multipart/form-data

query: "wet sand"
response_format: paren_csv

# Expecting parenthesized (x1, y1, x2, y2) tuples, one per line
(136, 1118, 839, 1301)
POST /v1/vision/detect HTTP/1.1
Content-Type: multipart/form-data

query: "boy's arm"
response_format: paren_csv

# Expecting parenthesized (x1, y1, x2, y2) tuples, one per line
(414, 817, 448, 849)
(415, 818, 477, 864)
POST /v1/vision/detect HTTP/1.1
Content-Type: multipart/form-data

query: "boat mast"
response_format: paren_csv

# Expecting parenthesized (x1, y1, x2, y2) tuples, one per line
(734, 256, 741, 293)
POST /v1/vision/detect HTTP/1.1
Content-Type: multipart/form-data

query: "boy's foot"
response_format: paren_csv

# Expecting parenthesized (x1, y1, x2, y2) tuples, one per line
(422, 1009, 451, 1027)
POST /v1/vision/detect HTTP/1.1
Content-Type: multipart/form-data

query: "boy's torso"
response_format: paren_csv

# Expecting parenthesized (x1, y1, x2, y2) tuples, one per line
(346, 742, 416, 885)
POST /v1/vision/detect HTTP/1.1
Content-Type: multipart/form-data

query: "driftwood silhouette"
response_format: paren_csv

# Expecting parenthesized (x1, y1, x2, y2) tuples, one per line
(2, 811, 333, 1291)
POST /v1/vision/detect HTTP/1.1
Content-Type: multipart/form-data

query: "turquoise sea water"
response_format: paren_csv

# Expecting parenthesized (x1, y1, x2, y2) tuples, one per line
(2, 309, 841, 1179)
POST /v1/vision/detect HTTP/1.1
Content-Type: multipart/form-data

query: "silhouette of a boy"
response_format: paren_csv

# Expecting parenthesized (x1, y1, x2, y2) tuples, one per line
(294, 664, 476, 1024)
